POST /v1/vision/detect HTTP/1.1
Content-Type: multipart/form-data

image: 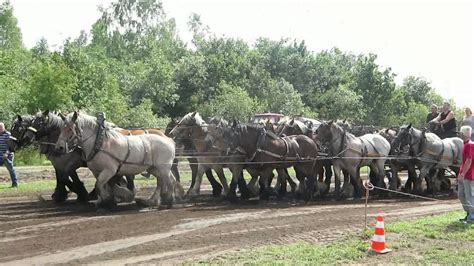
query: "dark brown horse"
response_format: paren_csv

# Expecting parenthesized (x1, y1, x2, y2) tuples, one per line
(223, 122, 322, 200)
(278, 119, 333, 193)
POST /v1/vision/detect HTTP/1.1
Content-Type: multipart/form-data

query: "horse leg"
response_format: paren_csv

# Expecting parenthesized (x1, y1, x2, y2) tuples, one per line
(341, 168, 352, 199)
(283, 168, 299, 195)
(228, 165, 246, 201)
(187, 164, 206, 196)
(333, 163, 342, 199)
(259, 168, 274, 201)
(188, 158, 198, 190)
(276, 168, 288, 198)
(372, 161, 387, 198)
(68, 170, 89, 202)
(349, 167, 362, 199)
(322, 163, 332, 195)
(403, 163, 415, 192)
(246, 169, 260, 197)
(205, 169, 223, 197)
(237, 169, 251, 200)
(171, 159, 180, 183)
(389, 163, 399, 191)
(417, 166, 431, 195)
(406, 165, 417, 192)
(110, 176, 135, 203)
(214, 167, 229, 195)
(425, 168, 437, 194)
(227, 167, 239, 202)
(95, 170, 117, 210)
(52, 169, 69, 203)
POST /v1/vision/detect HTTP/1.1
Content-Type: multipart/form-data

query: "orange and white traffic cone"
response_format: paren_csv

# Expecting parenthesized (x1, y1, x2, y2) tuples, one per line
(370, 215, 392, 254)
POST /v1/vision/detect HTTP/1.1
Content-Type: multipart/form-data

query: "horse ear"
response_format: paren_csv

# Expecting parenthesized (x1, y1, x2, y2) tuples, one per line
(342, 119, 346, 123)
(385, 128, 389, 133)
(191, 111, 197, 118)
(232, 119, 238, 128)
(72, 111, 78, 123)
(43, 110, 49, 116)
(59, 113, 66, 121)
(407, 123, 412, 129)
(17, 115, 22, 122)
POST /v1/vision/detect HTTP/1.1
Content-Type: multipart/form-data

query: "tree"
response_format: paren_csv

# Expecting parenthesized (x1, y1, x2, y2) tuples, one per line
(25, 53, 75, 112)
(400, 76, 434, 105)
(199, 82, 263, 121)
(0, 0, 22, 49)
(350, 54, 397, 125)
(313, 84, 365, 121)
(259, 78, 310, 116)
(403, 101, 429, 127)
(123, 99, 160, 128)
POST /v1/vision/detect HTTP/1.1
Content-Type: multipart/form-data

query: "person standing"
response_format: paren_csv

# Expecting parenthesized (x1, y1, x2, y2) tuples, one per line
(461, 107, 474, 141)
(426, 104, 440, 134)
(430, 102, 457, 139)
(0, 122, 18, 187)
(458, 125, 474, 223)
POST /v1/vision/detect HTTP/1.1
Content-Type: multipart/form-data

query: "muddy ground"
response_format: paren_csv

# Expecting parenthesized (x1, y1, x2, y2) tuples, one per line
(0, 166, 461, 265)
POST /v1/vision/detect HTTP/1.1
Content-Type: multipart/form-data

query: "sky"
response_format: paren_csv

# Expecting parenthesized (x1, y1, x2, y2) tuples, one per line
(9, 0, 474, 108)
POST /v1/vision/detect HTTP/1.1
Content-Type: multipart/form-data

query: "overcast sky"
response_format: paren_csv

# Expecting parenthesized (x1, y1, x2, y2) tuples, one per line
(9, 0, 474, 108)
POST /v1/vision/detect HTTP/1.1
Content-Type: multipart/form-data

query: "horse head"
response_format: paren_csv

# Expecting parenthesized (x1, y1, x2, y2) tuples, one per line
(168, 111, 206, 140)
(7, 114, 34, 152)
(55, 111, 81, 153)
(393, 123, 415, 154)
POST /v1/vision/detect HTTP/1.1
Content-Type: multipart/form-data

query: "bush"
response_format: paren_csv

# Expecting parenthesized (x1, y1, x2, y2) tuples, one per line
(13, 146, 50, 166)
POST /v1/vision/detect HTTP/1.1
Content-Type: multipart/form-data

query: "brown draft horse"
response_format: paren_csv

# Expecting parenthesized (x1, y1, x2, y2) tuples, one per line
(224, 122, 322, 200)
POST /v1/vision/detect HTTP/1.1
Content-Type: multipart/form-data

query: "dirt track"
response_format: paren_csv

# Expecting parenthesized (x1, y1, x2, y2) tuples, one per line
(0, 167, 462, 265)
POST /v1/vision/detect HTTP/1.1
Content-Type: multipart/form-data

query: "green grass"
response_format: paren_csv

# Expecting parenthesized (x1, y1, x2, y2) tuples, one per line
(209, 240, 369, 265)
(386, 211, 474, 241)
(0, 173, 191, 197)
(200, 211, 474, 265)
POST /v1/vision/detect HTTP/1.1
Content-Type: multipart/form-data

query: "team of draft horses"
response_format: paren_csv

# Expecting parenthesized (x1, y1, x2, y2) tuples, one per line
(7, 110, 462, 211)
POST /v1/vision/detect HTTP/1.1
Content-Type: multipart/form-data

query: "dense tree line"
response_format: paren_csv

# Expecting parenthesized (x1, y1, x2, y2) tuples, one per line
(0, 0, 460, 130)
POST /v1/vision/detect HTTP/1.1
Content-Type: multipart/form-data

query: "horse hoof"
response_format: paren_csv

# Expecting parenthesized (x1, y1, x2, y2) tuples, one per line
(76, 193, 89, 203)
(212, 186, 223, 197)
(87, 191, 98, 201)
(226, 194, 239, 203)
(240, 190, 251, 201)
(186, 189, 200, 198)
(135, 198, 149, 207)
(96, 208, 110, 214)
(161, 195, 174, 208)
(52, 192, 68, 204)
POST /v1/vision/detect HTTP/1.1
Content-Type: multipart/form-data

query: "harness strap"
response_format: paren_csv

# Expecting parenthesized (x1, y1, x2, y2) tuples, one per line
(449, 141, 459, 165)
(115, 138, 131, 175)
(281, 137, 290, 159)
(434, 142, 445, 167)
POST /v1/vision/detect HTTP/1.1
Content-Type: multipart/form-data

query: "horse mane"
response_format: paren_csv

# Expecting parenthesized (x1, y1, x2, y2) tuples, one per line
(243, 124, 280, 139)
(292, 120, 309, 133)
(208, 116, 228, 127)
(16, 114, 34, 123)
(33, 111, 64, 129)
(193, 112, 206, 127)
(68, 112, 121, 139)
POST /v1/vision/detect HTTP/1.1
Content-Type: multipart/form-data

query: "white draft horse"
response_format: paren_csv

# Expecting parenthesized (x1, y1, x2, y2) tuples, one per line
(55, 112, 183, 210)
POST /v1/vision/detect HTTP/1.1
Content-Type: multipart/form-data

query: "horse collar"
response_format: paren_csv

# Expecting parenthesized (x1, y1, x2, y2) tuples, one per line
(82, 121, 106, 162)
